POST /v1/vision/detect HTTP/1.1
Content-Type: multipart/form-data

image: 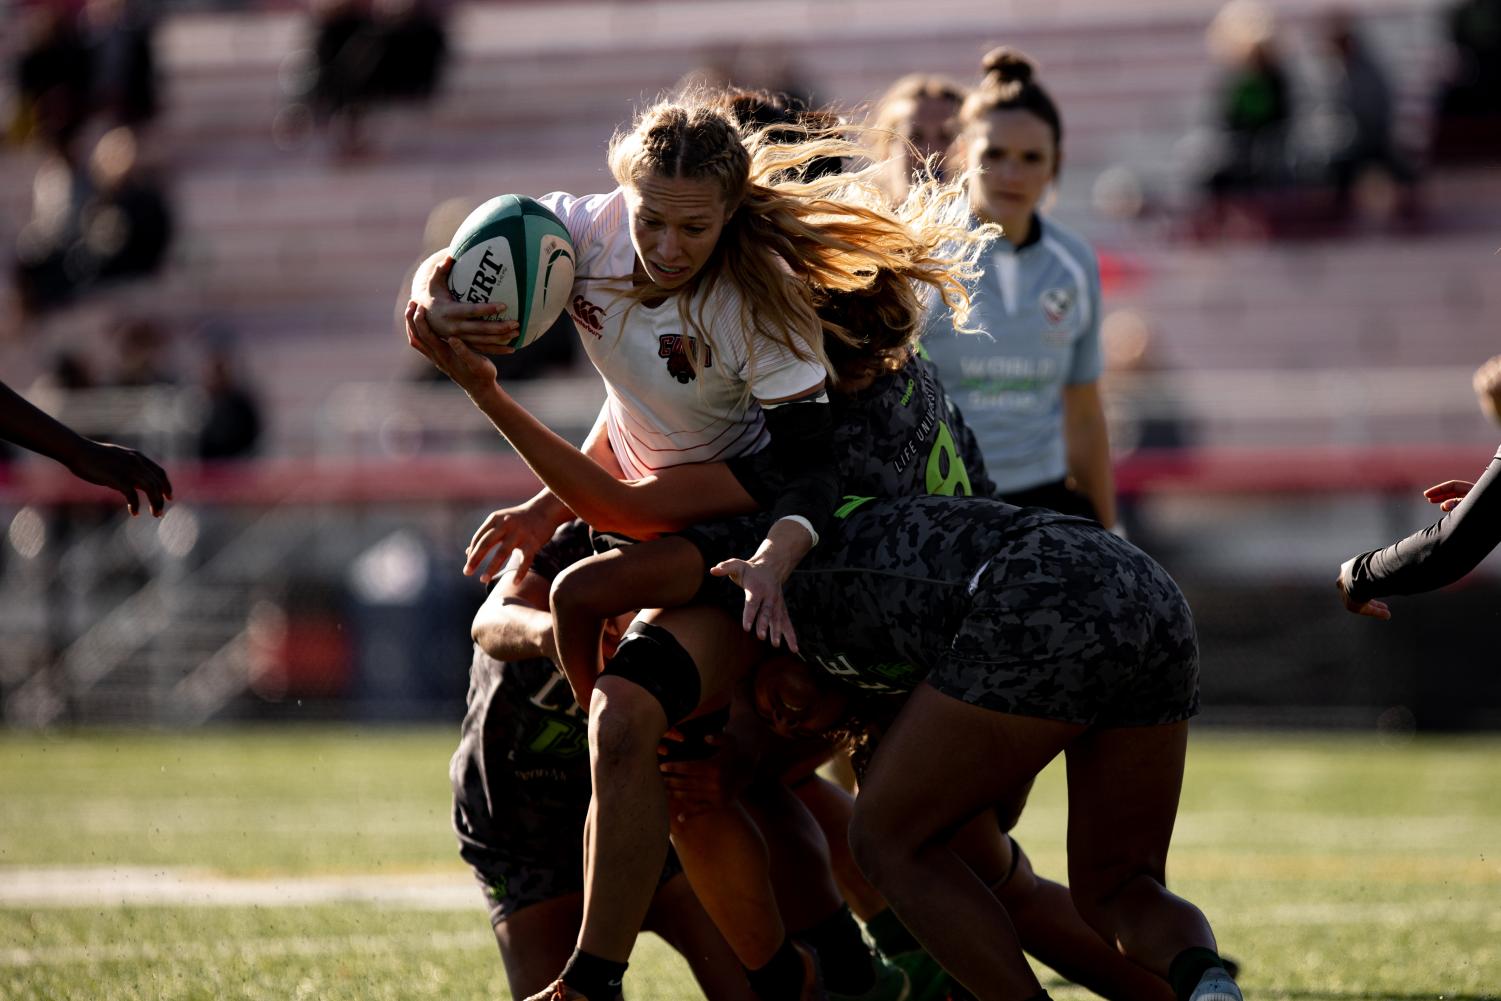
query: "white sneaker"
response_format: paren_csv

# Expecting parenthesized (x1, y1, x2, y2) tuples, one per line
(1189, 967, 1243, 1001)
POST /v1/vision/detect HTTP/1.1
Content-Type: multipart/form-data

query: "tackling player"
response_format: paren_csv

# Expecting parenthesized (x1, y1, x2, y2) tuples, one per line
(451, 519, 752, 1000)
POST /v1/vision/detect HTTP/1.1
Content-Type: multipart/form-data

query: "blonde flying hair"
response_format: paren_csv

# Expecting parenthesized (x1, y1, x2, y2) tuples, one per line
(605, 89, 993, 387)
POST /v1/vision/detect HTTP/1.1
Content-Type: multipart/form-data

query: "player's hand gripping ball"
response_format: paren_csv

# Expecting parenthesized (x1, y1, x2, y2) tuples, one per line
(447, 195, 576, 348)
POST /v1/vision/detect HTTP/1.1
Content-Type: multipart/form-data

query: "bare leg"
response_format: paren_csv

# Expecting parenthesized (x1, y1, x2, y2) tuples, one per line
(1064, 722, 1218, 977)
(669, 800, 785, 967)
(494, 893, 586, 999)
(578, 676, 672, 962)
(576, 604, 770, 965)
(792, 774, 887, 921)
(746, 778, 844, 931)
(852, 684, 1081, 1001)
(644, 872, 757, 1001)
(649, 606, 793, 969)
(997, 840, 1173, 1001)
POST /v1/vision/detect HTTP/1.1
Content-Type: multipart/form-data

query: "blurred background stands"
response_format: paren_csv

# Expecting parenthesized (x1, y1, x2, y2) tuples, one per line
(0, 0, 1497, 729)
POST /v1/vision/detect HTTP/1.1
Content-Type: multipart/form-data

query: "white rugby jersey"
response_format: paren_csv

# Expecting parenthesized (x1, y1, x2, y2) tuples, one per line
(538, 189, 827, 478)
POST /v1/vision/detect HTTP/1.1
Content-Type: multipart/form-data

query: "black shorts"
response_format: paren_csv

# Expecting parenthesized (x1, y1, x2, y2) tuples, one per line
(452, 646, 690, 924)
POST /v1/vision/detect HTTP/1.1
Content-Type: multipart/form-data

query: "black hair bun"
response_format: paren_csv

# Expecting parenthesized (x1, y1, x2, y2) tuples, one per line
(981, 46, 1037, 86)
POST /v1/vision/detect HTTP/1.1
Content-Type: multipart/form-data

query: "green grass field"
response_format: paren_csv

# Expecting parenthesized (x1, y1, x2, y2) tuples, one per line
(2, 727, 1497, 1001)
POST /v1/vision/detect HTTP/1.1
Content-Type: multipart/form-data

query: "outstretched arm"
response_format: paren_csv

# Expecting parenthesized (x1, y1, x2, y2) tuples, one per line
(0, 380, 172, 516)
(405, 304, 758, 536)
(1338, 447, 1501, 616)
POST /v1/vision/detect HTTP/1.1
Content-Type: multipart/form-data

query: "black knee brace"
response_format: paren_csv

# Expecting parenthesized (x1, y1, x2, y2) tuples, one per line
(598, 622, 702, 727)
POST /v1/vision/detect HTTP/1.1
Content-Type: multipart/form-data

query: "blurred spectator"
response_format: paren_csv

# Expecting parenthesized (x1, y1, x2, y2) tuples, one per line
(112, 316, 176, 388)
(296, 0, 450, 156)
(195, 338, 264, 461)
(869, 74, 968, 200)
(36, 350, 98, 393)
(1202, 1, 1295, 198)
(1475, 354, 1501, 425)
(83, 126, 173, 284)
(83, 0, 160, 131)
(13, 143, 92, 313)
(308, 0, 379, 152)
(1323, 11, 1419, 220)
(12, 127, 173, 316)
(367, 0, 448, 104)
(676, 46, 814, 119)
(9, 6, 95, 153)
(1432, 0, 1501, 162)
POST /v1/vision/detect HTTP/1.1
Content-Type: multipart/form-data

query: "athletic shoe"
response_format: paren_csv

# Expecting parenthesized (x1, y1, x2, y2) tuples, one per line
(522, 980, 622, 1001)
(827, 954, 911, 1001)
(1188, 966, 1244, 1001)
(882, 949, 951, 1001)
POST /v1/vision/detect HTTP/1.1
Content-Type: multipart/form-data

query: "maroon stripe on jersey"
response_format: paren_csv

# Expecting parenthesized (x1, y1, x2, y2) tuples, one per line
(618, 419, 766, 473)
(620, 414, 759, 456)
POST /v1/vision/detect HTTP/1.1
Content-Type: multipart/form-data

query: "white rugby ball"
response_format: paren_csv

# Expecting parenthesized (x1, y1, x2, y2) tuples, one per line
(447, 195, 576, 348)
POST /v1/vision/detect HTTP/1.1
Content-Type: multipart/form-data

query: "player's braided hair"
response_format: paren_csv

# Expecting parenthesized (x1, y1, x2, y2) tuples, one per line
(607, 89, 994, 390)
(614, 103, 752, 206)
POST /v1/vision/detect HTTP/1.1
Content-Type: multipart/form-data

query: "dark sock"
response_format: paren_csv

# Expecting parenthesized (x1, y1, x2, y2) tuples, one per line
(560, 948, 628, 1001)
(746, 937, 809, 1001)
(1021, 992, 1053, 1001)
(797, 905, 875, 995)
(864, 907, 920, 957)
(1169, 946, 1227, 1001)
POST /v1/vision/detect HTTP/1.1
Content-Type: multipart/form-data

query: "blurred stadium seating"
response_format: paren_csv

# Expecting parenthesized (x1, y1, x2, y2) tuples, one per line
(1, 0, 1497, 729)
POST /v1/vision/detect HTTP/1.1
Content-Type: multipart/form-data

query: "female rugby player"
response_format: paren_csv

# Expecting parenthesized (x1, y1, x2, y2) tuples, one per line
(407, 90, 988, 1001)
(682, 493, 1243, 1001)
(920, 48, 1117, 527)
(453, 520, 751, 1000)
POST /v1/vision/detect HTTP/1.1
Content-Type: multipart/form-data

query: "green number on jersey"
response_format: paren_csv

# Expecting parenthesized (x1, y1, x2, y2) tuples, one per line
(925, 421, 972, 496)
(525, 717, 588, 758)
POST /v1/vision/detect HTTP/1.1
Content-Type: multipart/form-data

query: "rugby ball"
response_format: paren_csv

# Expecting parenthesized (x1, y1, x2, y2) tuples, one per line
(446, 195, 576, 348)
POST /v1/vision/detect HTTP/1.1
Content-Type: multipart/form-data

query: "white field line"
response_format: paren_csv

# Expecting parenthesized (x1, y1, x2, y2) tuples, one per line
(0, 866, 479, 910)
(1, 929, 493, 969)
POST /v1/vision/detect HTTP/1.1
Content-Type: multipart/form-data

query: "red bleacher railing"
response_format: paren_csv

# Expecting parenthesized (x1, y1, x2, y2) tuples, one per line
(2, 444, 1494, 508)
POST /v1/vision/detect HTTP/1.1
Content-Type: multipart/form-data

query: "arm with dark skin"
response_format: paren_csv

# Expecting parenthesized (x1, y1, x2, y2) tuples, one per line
(0, 380, 172, 516)
(1338, 448, 1501, 618)
(548, 538, 708, 708)
(470, 566, 556, 663)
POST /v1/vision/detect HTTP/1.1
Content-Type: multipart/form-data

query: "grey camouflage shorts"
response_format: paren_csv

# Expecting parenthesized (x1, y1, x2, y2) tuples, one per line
(930, 521, 1200, 727)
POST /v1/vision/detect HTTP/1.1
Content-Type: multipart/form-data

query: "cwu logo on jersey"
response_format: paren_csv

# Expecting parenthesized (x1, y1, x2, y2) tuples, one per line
(1040, 287, 1074, 326)
(659, 334, 713, 384)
